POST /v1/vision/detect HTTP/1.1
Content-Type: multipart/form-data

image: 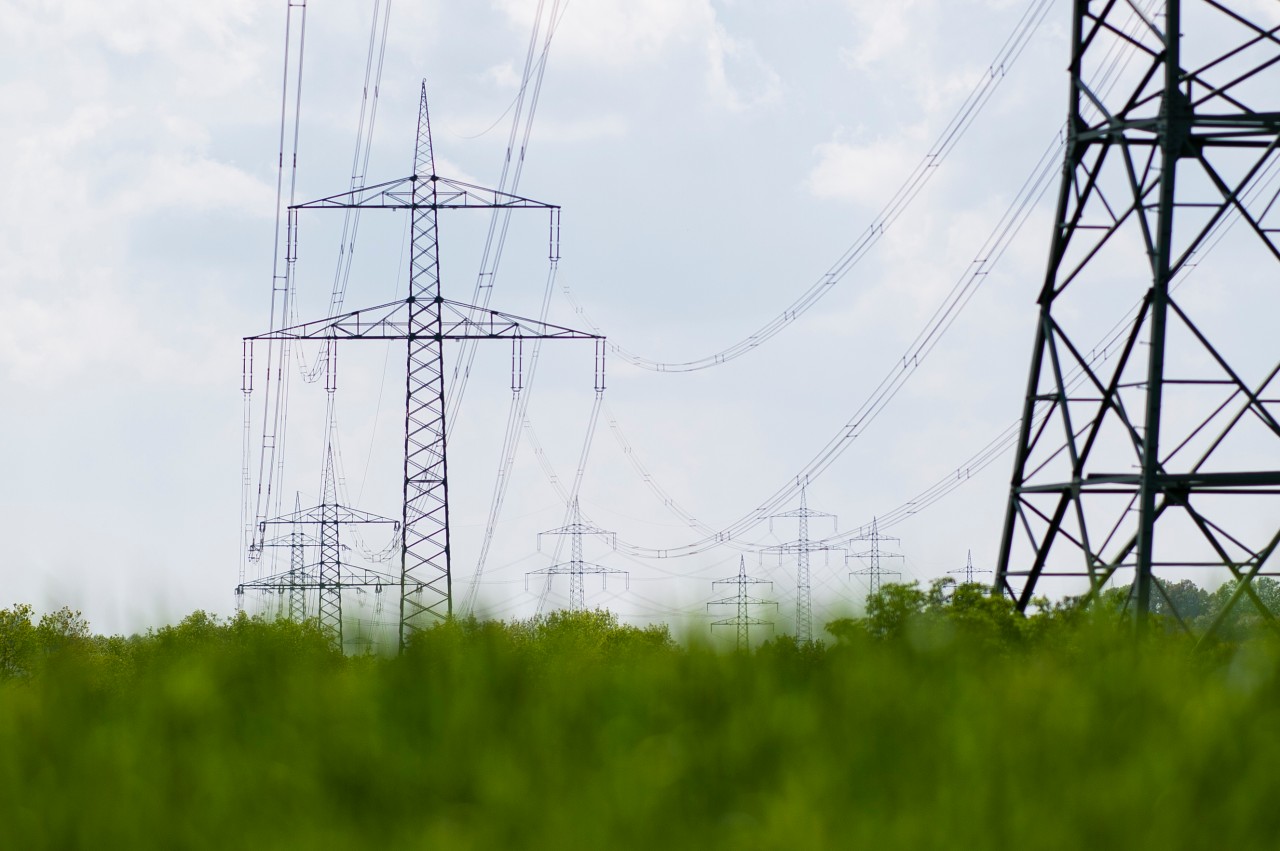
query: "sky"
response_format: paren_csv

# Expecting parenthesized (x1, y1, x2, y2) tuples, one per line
(2, 0, 1273, 639)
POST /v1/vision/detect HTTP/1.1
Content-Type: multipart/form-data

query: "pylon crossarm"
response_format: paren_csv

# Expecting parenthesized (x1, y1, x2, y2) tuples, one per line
(291, 174, 558, 211)
(339, 565, 403, 587)
(712, 576, 772, 587)
(524, 562, 630, 595)
(708, 594, 777, 608)
(259, 503, 400, 527)
(527, 562, 628, 577)
(439, 300, 600, 340)
(246, 298, 600, 342)
(246, 300, 409, 341)
(237, 564, 401, 594)
(711, 617, 774, 628)
(257, 531, 321, 548)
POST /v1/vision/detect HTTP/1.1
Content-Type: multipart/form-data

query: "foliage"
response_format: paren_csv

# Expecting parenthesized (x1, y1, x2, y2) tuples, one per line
(830, 579, 1028, 651)
(2, 600, 1280, 848)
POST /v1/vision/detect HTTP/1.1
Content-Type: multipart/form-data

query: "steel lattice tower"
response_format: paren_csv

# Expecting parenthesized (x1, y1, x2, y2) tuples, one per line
(525, 498, 628, 610)
(247, 83, 602, 649)
(253, 493, 314, 622)
(708, 556, 777, 650)
(950, 549, 991, 586)
(238, 448, 401, 647)
(285, 493, 309, 621)
(996, 1, 1280, 632)
(765, 484, 840, 643)
(847, 518, 903, 598)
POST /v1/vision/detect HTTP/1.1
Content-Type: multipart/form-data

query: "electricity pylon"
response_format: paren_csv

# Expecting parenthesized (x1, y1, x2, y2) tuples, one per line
(847, 518, 903, 598)
(764, 484, 841, 644)
(996, 0, 1280, 634)
(708, 556, 777, 650)
(237, 448, 400, 648)
(525, 498, 629, 609)
(949, 550, 991, 586)
(251, 493, 313, 622)
(246, 82, 602, 650)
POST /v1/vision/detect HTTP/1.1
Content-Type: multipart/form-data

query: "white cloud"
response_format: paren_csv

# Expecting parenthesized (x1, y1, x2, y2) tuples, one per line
(840, 0, 926, 71)
(0, 285, 217, 386)
(494, 0, 781, 114)
(483, 60, 523, 90)
(806, 135, 923, 205)
(495, 0, 716, 67)
(111, 154, 275, 218)
(449, 113, 628, 144)
(705, 23, 782, 112)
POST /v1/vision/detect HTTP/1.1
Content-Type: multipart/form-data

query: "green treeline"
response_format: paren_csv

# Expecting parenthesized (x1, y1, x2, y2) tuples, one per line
(2, 584, 1280, 849)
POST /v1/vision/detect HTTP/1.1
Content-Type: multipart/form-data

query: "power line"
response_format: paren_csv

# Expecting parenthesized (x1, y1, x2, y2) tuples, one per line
(558, 0, 1055, 373)
(244, 84, 602, 650)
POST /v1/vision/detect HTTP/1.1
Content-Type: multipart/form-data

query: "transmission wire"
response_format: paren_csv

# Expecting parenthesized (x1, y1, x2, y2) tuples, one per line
(558, 0, 1055, 373)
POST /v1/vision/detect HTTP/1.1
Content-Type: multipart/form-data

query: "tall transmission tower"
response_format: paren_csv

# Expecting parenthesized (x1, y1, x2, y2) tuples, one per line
(950, 549, 992, 586)
(245, 82, 602, 649)
(764, 484, 841, 644)
(237, 448, 401, 647)
(708, 556, 777, 650)
(847, 518, 903, 598)
(525, 498, 629, 610)
(995, 0, 1280, 633)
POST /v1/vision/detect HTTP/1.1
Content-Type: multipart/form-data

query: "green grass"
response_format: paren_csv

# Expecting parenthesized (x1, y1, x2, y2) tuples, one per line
(2, 600, 1279, 849)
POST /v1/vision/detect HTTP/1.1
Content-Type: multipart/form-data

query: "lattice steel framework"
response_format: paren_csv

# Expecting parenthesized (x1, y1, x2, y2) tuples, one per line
(950, 549, 991, 586)
(250, 493, 312, 623)
(247, 83, 601, 649)
(847, 518, 903, 598)
(996, 0, 1280, 632)
(237, 449, 400, 647)
(765, 485, 840, 643)
(708, 556, 777, 650)
(525, 498, 628, 610)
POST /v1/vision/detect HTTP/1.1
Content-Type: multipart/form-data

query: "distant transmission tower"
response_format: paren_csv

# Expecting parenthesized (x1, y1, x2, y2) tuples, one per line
(848, 518, 903, 598)
(252, 493, 313, 622)
(949, 550, 991, 586)
(525, 498, 629, 610)
(765, 484, 841, 643)
(996, 0, 1280, 632)
(237, 448, 400, 647)
(708, 556, 777, 650)
(245, 82, 603, 649)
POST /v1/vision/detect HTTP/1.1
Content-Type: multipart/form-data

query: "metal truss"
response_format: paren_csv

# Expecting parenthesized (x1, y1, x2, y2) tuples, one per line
(708, 556, 777, 651)
(764, 485, 841, 644)
(525, 499, 628, 610)
(949, 550, 991, 586)
(238, 449, 400, 647)
(237, 563, 401, 632)
(245, 298, 596, 342)
(847, 518, 903, 598)
(996, 0, 1280, 634)
(250, 494, 314, 623)
(247, 82, 600, 650)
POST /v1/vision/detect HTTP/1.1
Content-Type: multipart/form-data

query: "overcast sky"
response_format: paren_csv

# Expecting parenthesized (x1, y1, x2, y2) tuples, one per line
(7, 0, 1266, 639)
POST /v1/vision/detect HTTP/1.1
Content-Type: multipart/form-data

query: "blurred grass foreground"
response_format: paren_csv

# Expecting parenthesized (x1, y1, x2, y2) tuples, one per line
(3, 581, 1280, 850)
